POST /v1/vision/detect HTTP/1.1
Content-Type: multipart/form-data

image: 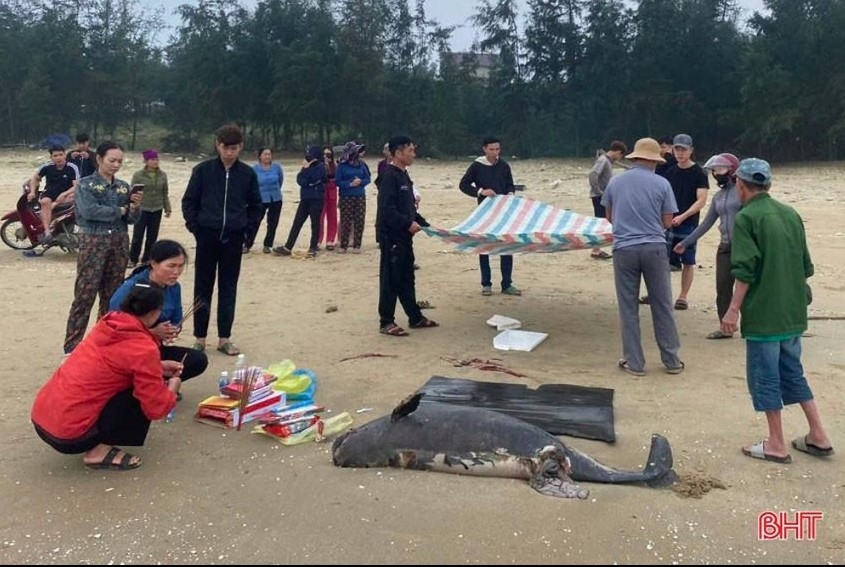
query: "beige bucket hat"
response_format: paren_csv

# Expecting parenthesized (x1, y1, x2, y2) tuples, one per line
(626, 138, 666, 164)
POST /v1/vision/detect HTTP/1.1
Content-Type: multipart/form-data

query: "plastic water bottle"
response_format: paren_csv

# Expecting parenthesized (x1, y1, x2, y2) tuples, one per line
(218, 370, 230, 389)
(234, 354, 246, 380)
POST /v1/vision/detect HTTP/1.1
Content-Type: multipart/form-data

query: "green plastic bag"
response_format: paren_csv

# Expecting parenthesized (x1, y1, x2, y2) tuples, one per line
(252, 412, 354, 446)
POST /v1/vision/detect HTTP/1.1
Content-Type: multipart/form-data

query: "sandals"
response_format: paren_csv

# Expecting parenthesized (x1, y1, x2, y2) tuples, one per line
(84, 446, 141, 471)
(617, 359, 645, 377)
(380, 323, 409, 337)
(192, 342, 206, 352)
(741, 440, 792, 464)
(706, 330, 732, 339)
(791, 436, 834, 457)
(674, 298, 689, 310)
(216, 342, 241, 356)
(409, 317, 439, 329)
(591, 250, 612, 260)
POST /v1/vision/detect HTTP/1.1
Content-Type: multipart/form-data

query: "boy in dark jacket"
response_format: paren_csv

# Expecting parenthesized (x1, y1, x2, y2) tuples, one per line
(458, 136, 520, 296)
(181, 124, 262, 356)
(376, 135, 438, 336)
(273, 145, 327, 258)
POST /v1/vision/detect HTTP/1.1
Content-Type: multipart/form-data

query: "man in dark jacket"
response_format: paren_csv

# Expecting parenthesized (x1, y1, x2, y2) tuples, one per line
(181, 124, 261, 356)
(273, 144, 326, 257)
(459, 136, 521, 296)
(66, 133, 99, 178)
(375, 135, 438, 336)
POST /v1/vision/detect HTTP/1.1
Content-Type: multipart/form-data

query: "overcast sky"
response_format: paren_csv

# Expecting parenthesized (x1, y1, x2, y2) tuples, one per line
(145, 0, 768, 51)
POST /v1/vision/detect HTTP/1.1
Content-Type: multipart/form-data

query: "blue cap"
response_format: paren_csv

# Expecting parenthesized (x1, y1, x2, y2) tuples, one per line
(736, 158, 772, 185)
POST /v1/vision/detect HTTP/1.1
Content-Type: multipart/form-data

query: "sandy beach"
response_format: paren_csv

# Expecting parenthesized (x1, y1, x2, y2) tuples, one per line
(1, 149, 843, 564)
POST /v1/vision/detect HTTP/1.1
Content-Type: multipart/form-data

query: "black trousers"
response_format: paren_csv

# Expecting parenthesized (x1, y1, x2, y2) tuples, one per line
(193, 227, 244, 339)
(34, 389, 151, 454)
(161, 344, 208, 381)
(378, 238, 423, 327)
(245, 201, 283, 249)
(129, 209, 163, 264)
(285, 198, 323, 252)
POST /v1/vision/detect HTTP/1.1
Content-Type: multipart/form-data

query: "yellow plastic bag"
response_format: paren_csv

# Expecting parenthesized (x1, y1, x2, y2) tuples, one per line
(252, 412, 354, 446)
(267, 359, 296, 379)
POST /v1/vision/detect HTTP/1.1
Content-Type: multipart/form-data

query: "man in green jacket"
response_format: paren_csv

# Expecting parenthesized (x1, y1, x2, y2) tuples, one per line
(721, 158, 833, 463)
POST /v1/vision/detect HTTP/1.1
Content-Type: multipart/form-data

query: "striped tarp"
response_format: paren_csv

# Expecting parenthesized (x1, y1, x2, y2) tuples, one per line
(423, 195, 613, 255)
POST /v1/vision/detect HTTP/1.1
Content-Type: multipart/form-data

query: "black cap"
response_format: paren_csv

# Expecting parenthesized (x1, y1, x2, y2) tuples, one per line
(388, 135, 413, 154)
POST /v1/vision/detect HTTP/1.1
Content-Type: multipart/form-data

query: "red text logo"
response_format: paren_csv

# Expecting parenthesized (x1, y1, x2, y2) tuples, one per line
(758, 511, 823, 541)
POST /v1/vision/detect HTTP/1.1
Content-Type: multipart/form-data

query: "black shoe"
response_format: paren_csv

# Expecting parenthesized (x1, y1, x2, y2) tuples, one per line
(272, 246, 292, 256)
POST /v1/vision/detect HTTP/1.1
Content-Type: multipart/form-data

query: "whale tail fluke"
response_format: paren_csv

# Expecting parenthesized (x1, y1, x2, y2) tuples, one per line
(643, 434, 678, 488)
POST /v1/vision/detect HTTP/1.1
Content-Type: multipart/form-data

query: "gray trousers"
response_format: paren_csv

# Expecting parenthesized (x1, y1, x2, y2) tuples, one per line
(612, 243, 682, 371)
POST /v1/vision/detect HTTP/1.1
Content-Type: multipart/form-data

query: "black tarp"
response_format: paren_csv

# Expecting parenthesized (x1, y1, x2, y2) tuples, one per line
(416, 376, 616, 443)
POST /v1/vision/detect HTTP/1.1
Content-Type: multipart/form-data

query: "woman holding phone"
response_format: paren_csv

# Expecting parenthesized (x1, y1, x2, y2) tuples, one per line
(64, 141, 142, 355)
(129, 149, 171, 267)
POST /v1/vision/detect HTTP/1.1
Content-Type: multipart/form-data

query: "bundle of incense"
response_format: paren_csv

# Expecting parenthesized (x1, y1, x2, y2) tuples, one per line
(236, 366, 262, 431)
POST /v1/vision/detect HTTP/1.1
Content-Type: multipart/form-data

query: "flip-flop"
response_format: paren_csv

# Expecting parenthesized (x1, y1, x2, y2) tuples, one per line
(191, 342, 206, 352)
(741, 440, 792, 463)
(674, 298, 689, 310)
(791, 436, 834, 457)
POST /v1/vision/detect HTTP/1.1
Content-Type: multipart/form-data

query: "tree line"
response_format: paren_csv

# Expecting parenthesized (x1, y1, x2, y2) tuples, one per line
(1, 0, 843, 161)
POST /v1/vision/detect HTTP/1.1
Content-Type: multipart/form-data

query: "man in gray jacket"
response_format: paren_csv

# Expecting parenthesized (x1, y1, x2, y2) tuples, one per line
(588, 140, 627, 259)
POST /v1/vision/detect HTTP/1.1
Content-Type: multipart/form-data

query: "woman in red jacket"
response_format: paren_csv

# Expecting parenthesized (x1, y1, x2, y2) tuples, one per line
(31, 283, 183, 470)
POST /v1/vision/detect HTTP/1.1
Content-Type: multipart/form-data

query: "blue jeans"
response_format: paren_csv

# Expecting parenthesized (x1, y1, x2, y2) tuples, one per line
(746, 337, 813, 412)
(480, 255, 513, 289)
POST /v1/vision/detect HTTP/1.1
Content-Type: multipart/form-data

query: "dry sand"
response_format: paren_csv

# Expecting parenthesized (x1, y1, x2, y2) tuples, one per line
(0, 149, 843, 564)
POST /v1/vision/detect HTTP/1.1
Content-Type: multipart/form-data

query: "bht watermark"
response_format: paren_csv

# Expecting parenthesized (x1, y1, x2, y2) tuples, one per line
(758, 511, 823, 541)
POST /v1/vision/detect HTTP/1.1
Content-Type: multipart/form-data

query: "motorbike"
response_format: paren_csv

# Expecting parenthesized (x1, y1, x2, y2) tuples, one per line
(1, 182, 79, 255)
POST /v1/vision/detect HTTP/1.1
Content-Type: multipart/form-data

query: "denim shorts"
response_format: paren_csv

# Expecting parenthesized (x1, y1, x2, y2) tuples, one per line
(745, 336, 814, 412)
(667, 224, 696, 266)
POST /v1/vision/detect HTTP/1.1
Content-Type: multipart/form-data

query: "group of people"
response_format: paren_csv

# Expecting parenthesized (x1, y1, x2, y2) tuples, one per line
(29, 124, 833, 471)
(599, 135, 833, 464)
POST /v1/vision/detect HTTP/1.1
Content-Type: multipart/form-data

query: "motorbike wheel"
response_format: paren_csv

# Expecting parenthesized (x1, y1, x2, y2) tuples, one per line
(60, 222, 80, 253)
(1, 219, 36, 250)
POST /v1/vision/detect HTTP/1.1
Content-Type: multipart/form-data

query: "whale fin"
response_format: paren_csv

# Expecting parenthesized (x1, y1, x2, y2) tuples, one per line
(391, 392, 424, 422)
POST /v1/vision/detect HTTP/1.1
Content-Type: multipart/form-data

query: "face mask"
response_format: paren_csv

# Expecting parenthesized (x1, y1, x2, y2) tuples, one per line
(713, 173, 731, 187)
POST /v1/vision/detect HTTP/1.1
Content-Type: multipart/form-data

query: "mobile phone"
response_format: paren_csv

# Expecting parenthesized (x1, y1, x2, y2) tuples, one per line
(130, 184, 144, 195)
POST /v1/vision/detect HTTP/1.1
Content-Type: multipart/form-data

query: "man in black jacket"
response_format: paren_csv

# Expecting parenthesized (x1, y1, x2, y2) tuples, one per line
(375, 135, 438, 336)
(459, 136, 521, 296)
(66, 133, 99, 178)
(182, 124, 262, 356)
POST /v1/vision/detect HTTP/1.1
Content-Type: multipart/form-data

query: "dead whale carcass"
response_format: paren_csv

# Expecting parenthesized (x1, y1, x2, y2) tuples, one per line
(331, 396, 677, 499)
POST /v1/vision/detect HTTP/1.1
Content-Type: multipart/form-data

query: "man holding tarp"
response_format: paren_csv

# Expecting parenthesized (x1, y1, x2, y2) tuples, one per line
(459, 136, 521, 297)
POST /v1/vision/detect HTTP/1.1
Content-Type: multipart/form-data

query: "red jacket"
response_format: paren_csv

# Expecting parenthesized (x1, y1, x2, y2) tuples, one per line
(31, 311, 176, 440)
